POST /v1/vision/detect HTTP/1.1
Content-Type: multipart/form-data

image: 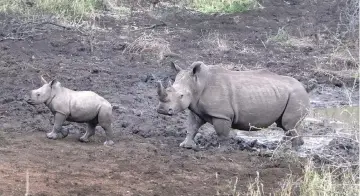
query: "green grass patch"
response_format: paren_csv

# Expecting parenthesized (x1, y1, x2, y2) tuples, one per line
(0, 0, 105, 21)
(191, 0, 259, 14)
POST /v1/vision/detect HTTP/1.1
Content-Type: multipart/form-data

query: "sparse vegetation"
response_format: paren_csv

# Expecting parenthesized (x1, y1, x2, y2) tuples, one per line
(190, 0, 261, 13)
(123, 33, 173, 62)
(300, 161, 359, 196)
(0, 0, 105, 21)
(222, 159, 360, 196)
(266, 27, 290, 44)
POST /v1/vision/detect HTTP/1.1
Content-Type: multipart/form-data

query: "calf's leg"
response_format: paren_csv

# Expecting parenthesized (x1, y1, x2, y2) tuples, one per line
(46, 113, 68, 139)
(98, 105, 114, 146)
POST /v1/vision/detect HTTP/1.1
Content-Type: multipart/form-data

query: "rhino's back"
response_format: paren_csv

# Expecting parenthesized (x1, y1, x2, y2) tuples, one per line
(198, 68, 307, 129)
(67, 90, 111, 122)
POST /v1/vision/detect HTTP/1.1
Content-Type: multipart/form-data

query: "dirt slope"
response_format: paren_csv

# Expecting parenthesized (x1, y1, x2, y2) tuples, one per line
(0, 0, 357, 195)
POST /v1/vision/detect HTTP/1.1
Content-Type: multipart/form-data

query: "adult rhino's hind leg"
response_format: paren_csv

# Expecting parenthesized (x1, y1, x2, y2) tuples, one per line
(180, 111, 205, 150)
(98, 105, 114, 146)
(280, 92, 310, 149)
(46, 113, 69, 140)
(79, 122, 96, 143)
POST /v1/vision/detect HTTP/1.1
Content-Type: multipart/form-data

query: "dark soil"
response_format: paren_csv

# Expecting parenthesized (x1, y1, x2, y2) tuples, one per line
(0, 0, 358, 195)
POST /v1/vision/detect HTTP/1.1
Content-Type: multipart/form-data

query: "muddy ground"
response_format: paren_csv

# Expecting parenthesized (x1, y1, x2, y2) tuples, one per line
(0, 0, 359, 195)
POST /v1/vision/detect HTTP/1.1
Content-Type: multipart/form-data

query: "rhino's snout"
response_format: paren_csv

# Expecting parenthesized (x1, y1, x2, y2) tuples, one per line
(24, 94, 34, 105)
(168, 108, 173, 114)
(157, 105, 174, 116)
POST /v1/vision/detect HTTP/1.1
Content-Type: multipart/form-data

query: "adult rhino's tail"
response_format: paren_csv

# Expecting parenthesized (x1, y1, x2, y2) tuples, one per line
(304, 79, 318, 93)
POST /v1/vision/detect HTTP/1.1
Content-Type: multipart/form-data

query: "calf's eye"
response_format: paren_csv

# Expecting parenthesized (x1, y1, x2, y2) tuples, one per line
(37, 93, 40, 97)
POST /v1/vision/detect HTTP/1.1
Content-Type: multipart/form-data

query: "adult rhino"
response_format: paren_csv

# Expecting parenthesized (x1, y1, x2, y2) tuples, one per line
(156, 61, 311, 149)
(25, 76, 114, 146)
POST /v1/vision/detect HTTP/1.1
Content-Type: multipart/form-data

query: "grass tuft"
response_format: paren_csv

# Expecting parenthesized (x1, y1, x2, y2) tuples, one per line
(235, 159, 360, 196)
(191, 0, 260, 14)
(266, 27, 290, 44)
(300, 160, 359, 196)
(123, 33, 173, 62)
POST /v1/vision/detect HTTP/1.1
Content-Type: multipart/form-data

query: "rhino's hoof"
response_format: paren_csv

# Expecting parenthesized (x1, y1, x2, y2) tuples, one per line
(60, 129, 69, 138)
(180, 139, 197, 150)
(46, 132, 58, 140)
(104, 140, 114, 146)
(291, 137, 304, 148)
(79, 137, 90, 143)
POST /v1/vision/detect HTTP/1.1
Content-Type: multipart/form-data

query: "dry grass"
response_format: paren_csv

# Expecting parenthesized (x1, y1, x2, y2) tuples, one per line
(122, 33, 173, 62)
(313, 39, 359, 105)
(200, 31, 231, 52)
(300, 160, 359, 196)
(223, 159, 360, 196)
(337, 0, 359, 39)
(266, 27, 290, 44)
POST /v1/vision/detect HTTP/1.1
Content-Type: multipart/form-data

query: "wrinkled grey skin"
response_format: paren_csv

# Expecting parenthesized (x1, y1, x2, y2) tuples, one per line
(25, 76, 114, 146)
(156, 61, 311, 150)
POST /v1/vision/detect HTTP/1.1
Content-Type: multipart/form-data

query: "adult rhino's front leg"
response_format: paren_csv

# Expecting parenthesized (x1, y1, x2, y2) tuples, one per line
(180, 111, 205, 149)
(46, 113, 69, 140)
(212, 118, 232, 148)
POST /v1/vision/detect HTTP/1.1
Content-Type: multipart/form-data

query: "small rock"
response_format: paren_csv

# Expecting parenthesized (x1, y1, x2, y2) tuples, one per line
(91, 69, 99, 74)
(134, 110, 142, 116)
(0, 97, 14, 104)
(121, 122, 130, 128)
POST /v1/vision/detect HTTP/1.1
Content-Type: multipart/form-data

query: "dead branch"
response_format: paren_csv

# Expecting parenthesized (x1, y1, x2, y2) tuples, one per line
(130, 21, 167, 32)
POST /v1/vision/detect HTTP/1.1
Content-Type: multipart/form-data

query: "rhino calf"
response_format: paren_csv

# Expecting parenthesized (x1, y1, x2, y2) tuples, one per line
(25, 76, 114, 146)
(156, 61, 311, 149)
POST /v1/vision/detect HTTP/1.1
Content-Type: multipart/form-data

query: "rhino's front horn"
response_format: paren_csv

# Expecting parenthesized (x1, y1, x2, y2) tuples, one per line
(157, 80, 167, 97)
(167, 79, 172, 87)
(40, 75, 48, 84)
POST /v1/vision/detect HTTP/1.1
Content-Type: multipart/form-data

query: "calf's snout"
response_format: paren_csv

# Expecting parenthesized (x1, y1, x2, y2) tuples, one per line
(24, 93, 34, 104)
(24, 94, 30, 101)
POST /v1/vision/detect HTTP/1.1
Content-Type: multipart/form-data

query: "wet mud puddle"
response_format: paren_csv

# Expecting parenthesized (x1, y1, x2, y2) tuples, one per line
(232, 105, 359, 157)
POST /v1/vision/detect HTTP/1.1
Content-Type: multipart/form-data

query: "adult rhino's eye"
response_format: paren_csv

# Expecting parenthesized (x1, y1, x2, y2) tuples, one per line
(36, 93, 40, 97)
(180, 94, 184, 99)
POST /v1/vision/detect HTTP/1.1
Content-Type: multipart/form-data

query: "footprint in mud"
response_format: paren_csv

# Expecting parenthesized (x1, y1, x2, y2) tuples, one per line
(194, 131, 280, 153)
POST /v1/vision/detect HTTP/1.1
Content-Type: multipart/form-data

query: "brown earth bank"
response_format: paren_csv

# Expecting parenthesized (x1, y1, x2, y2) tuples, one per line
(0, 0, 358, 195)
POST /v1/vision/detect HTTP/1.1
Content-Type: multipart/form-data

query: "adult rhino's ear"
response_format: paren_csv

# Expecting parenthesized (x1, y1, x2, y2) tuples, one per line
(170, 61, 182, 72)
(191, 61, 205, 76)
(49, 79, 59, 88)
